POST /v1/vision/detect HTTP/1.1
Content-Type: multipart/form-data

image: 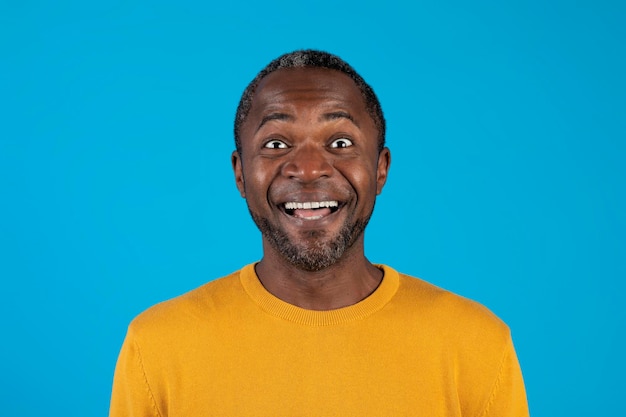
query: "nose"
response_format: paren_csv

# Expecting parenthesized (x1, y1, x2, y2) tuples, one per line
(280, 144, 333, 182)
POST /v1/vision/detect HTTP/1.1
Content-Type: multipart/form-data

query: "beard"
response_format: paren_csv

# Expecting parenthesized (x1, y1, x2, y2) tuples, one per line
(248, 207, 373, 272)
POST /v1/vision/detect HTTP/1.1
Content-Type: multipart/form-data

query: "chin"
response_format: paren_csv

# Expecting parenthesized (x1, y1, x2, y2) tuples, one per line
(250, 208, 371, 272)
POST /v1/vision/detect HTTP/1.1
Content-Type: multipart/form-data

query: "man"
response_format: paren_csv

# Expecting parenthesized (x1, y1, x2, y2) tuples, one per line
(110, 50, 529, 416)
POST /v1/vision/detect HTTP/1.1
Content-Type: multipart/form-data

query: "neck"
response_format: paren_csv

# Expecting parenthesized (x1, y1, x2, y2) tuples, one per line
(255, 240, 383, 311)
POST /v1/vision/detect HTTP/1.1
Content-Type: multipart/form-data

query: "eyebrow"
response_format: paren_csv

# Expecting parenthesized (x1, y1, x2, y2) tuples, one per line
(256, 113, 294, 132)
(320, 111, 359, 127)
(255, 110, 359, 132)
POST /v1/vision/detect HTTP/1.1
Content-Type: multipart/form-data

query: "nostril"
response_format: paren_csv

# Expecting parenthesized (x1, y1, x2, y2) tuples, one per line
(280, 149, 333, 182)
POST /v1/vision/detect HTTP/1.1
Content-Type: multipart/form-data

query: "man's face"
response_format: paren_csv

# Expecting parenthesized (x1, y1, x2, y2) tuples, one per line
(232, 67, 390, 271)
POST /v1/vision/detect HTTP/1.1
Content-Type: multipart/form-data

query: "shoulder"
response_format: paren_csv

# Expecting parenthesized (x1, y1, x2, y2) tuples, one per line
(381, 267, 527, 415)
(126, 267, 246, 340)
(383, 266, 511, 344)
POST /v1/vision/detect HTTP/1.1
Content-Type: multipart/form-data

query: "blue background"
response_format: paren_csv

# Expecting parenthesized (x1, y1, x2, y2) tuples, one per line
(1, 1, 624, 415)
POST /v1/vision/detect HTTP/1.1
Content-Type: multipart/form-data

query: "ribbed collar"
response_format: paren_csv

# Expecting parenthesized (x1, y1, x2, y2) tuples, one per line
(239, 263, 399, 326)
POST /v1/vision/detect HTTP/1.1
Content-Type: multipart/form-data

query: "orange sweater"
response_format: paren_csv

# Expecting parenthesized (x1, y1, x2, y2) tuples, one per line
(110, 264, 529, 416)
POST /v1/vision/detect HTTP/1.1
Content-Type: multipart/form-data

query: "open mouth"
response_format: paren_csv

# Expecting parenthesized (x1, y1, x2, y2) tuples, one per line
(282, 201, 341, 220)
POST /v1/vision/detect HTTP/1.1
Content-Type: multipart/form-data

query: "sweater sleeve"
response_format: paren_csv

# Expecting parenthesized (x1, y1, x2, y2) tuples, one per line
(109, 330, 162, 417)
(479, 336, 529, 417)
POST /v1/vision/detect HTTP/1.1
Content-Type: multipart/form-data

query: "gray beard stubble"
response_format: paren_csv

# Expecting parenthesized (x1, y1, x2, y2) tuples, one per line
(249, 209, 373, 272)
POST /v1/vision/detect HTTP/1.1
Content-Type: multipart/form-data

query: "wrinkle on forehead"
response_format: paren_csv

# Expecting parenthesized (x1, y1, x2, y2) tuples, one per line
(255, 110, 359, 133)
(253, 68, 365, 106)
(242, 67, 374, 139)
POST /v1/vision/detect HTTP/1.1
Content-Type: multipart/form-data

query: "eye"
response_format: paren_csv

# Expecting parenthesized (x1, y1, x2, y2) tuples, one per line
(264, 139, 288, 149)
(329, 138, 353, 149)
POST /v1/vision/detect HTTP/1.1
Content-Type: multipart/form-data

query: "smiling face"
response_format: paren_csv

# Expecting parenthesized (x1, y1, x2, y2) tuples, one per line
(232, 67, 390, 271)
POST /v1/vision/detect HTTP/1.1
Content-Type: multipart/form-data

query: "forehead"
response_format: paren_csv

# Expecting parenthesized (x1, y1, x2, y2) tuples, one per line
(248, 67, 369, 119)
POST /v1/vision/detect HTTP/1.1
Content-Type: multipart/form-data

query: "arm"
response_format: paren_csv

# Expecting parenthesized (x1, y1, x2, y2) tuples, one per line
(479, 337, 529, 417)
(109, 332, 162, 417)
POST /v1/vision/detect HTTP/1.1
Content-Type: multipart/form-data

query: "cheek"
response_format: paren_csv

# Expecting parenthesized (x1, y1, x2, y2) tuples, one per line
(243, 169, 264, 196)
(337, 160, 380, 195)
(242, 160, 278, 201)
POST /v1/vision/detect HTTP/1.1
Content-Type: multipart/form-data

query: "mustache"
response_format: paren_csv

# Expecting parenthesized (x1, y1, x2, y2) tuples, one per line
(268, 180, 352, 198)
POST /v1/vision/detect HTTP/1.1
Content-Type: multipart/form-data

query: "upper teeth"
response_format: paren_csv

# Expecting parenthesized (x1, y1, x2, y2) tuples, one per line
(284, 201, 338, 210)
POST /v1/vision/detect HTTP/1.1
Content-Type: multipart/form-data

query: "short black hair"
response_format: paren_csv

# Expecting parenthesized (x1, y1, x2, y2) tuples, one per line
(234, 49, 386, 154)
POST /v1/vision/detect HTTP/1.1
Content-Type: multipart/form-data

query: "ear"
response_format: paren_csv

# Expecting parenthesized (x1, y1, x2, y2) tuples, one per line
(231, 150, 246, 198)
(376, 147, 391, 195)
